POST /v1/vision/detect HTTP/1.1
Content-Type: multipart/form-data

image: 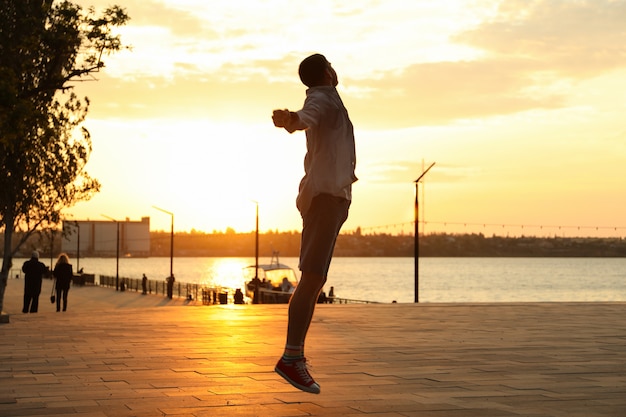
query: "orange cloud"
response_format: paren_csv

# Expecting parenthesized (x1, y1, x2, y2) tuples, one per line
(455, 0, 626, 77)
(79, 0, 626, 131)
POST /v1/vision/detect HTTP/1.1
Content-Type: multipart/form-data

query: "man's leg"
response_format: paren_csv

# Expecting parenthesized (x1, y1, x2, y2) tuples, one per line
(286, 271, 325, 348)
(30, 295, 39, 313)
(274, 271, 325, 394)
(275, 194, 349, 394)
(22, 293, 30, 313)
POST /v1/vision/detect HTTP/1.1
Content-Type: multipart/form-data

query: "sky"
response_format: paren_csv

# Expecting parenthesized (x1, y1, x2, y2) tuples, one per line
(66, 0, 626, 237)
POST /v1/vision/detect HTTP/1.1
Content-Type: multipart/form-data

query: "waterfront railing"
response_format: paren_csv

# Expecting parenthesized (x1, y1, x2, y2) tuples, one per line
(96, 275, 230, 305)
(8, 268, 379, 305)
(327, 296, 380, 304)
(254, 287, 379, 305)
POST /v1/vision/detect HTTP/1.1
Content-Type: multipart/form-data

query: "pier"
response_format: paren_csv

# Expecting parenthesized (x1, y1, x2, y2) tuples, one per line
(1, 277, 625, 416)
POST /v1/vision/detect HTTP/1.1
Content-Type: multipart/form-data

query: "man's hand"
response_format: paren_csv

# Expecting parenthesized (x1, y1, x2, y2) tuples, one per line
(272, 109, 291, 128)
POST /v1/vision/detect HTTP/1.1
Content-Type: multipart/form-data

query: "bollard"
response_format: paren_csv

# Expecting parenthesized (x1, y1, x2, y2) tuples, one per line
(218, 292, 228, 304)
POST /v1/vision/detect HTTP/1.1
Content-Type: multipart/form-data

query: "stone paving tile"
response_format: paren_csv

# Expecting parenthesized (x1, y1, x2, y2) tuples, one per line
(1, 278, 625, 416)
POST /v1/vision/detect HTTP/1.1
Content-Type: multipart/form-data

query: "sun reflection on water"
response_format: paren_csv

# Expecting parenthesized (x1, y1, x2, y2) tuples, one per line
(201, 257, 251, 291)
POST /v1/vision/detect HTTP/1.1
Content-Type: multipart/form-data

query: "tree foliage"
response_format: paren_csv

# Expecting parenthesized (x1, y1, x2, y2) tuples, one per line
(0, 0, 129, 312)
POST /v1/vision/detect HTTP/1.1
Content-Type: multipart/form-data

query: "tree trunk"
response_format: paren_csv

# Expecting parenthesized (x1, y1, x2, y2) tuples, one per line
(0, 209, 16, 314)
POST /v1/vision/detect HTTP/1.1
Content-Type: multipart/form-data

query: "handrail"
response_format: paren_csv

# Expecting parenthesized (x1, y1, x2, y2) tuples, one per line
(327, 296, 380, 304)
(255, 288, 379, 304)
(98, 275, 228, 304)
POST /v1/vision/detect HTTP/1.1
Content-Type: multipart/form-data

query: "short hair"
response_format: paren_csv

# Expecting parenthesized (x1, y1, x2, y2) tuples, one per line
(298, 53, 328, 87)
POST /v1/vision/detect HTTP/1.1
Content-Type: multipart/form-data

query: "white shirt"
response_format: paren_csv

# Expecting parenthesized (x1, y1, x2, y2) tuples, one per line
(291, 86, 358, 215)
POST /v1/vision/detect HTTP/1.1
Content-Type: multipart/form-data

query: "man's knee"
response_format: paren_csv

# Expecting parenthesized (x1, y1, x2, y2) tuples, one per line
(300, 271, 326, 291)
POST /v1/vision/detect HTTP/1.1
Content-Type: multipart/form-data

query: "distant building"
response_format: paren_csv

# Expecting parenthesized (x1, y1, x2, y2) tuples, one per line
(61, 217, 150, 257)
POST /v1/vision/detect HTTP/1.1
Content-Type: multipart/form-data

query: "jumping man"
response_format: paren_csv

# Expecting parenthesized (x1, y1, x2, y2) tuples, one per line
(272, 53, 357, 394)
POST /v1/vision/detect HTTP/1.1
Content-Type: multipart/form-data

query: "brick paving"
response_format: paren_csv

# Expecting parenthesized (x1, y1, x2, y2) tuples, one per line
(1, 277, 625, 416)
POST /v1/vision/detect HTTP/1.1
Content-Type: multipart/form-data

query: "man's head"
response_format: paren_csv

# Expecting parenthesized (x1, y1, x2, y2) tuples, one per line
(31, 250, 39, 259)
(298, 53, 338, 87)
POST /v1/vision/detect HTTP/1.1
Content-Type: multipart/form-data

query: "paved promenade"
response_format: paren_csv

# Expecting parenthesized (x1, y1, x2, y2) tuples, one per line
(1, 277, 625, 417)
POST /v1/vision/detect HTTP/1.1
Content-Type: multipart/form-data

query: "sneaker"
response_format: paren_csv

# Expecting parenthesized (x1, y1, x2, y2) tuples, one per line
(275, 357, 321, 394)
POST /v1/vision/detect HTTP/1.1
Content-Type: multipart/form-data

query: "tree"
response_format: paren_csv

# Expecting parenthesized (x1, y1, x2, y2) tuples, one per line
(0, 1, 129, 313)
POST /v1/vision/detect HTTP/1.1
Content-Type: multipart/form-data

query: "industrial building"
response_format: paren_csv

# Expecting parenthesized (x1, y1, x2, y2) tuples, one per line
(61, 217, 150, 257)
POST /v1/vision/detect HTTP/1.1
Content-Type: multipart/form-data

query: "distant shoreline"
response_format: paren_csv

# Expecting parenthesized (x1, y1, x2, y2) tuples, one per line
(6, 232, 626, 259)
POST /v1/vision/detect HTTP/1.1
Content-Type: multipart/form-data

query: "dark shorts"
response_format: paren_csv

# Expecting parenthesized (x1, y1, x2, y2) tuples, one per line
(299, 193, 350, 277)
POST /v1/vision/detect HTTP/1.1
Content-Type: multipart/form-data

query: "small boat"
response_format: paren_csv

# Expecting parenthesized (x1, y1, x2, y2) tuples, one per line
(245, 251, 298, 304)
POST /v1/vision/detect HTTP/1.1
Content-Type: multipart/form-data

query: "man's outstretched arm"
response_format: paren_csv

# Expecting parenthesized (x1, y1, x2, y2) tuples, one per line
(272, 109, 307, 133)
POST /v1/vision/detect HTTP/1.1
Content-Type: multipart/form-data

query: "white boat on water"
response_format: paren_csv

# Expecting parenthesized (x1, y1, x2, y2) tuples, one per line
(245, 252, 298, 304)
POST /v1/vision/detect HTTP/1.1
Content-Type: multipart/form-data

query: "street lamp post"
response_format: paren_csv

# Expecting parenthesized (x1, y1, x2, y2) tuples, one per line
(74, 221, 80, 272)
(152, 206, 174, 279)
(252, 201, 259, 279)
(49, 229, 55, 270)
(414, 162, 435, 303)
(101, 215, 120, 290)
(250, 200, 260, 304)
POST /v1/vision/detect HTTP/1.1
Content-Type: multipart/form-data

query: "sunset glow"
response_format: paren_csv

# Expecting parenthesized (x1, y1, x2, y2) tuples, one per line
(66, 0, 626, 237)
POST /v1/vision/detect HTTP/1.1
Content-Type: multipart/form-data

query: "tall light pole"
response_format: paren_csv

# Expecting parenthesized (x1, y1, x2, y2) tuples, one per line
(49, 228, 55, 270)
(101, 215, 120, 290)
(252, 200, 259, 279)
(152, 206, 174, 278)
(74, 221, 80, 272)
(414, 162, 435, 303)
(250, 200, 260, 304)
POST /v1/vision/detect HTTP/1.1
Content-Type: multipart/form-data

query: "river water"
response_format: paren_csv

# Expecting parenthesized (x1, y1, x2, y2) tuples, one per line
(11, 256, 626, 303)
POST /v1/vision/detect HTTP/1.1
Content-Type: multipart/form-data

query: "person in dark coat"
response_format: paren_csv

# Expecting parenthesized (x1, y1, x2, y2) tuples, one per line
(22, 251, 47, 313)
(53, 253, 73, 312)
